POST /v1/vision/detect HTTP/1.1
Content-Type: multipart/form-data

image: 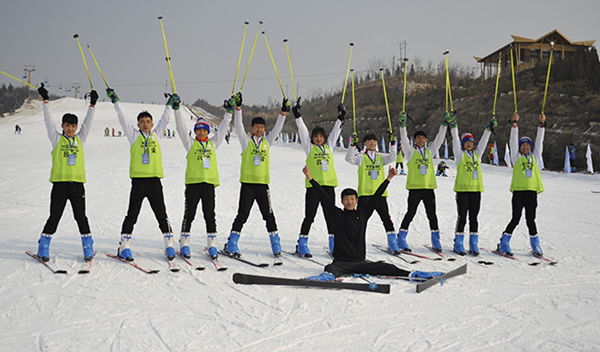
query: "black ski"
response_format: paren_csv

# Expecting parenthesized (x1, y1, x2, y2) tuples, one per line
(232, 273, 390, 294)
(416, 263, 467, 293)
(371, 244, 419, 264)
(219, 250, 269, 267)
(25, 251, 67, 274)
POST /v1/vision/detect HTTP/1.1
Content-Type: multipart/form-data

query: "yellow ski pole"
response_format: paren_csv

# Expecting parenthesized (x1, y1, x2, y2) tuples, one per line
(284, 38, 297, 102)
(351, 68, 356, 134)
(262, 29, 285, 98)
(341, 43, 354, 104)
(239, 21, 262, 93)
(0, 69, 38, 89)
(541, 42, 554, 114)
(380, 68, 392, 133)
(443, 50, 454, 113)
(74, 34, 93, 89)
(232, 21, 249, 95)
(510, 45, 518, 113)
(402, 58, 408, 113)
(87, 45, 110, 88)
(492, 53, 502, 117)
(158, 15, 177, 94)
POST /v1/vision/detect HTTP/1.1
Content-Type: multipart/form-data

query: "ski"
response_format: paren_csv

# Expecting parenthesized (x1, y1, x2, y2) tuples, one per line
(416, 263, 468, 293)
(490, 250, 541, 266)
(176, 252, 206, 271)
(423, 244, 457, 261)
(25, 251, 67, 274)
(531, 251, 558, 265)
(323, 247, 334, 258)
(232, 273, 390, 294)
(78, 250, 97, 274)
(105, 252, 160, 273)
(218, 250, 269, 268)
(167, 258, 181, 272)
(273, 255, 283, 266)
(203, 248, 228, 271)
(283, 251, 326, 266)
(371, 244, 420, 264)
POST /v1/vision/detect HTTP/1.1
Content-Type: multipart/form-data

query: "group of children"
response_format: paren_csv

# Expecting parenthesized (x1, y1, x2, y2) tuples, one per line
(35, 85, 547, 282)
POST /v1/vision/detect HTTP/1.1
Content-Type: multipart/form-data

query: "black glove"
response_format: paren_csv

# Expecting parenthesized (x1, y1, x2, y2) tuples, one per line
(38, 83, 49, 101)
(89, 90, 99, 105)
(337, 103, 346, 121)
(235, 92, 243, 107)
(292, 97, 302, 119)
(281, 98, 291, 113)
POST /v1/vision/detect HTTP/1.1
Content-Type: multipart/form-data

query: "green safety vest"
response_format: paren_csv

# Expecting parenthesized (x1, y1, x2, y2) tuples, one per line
(240, 137, 270, 184)
(454, 151, 484, 192)
(396, 150, 404, 163)
(358, 152, 387, 197)
(50, 135, 86, 183)
(305, 144, 338, 188)
(406, 148, 436, 190)
(185, 139, 219, 186)
(510, 154, 544, 193)
(130, 132, 164, 178)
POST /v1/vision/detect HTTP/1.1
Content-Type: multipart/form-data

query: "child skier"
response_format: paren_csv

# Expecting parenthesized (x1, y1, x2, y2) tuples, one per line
(449, 117, 496, 255)
(292, 99, 345, 257)
(173, 94, 232, 260)
(345, 133, 398, 253)
(107, 88, 176, 262)
(36, 84, 97, 262)
(397, 111, 449, 252)
(395, 144, 406, 175)
(224, 97, 288, 258)
(498, 113, 546, 257)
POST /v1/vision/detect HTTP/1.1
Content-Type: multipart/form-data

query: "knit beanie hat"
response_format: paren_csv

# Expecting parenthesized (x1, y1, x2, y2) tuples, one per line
(461, 133, 475, 149)
(194, 118, 210, 133)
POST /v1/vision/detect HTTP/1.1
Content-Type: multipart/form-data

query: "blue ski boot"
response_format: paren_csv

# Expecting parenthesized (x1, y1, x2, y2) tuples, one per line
(225, 231, 241, 257)
(431, 230, 442, 253)
(453, 233, 466, 256)
(179, 232, 191, 259)
(296, 235, 312, 258)
(498, 233, 513, 256)
(397, 229, 411, 252)
(269, 232, 282, 257)
(387, 231, 401, 253)
(81, 234, 94, 261)
(306, 272, 335, 281)
(410, 270, 444, 282)
(468, 233, 480, 256)
(164, 233, 176, 261)
(207, 233, 219, 259)
(37, 234, 52, 262)
(530, 235, 543, 257)
(328, 234, 335, 255)
(118, 234, 134, 262)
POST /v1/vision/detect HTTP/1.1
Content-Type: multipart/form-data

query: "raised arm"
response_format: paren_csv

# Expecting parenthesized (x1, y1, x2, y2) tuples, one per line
(398, 112, 415, 162)
(211, 111, 232, 149)
(174, 108, 193, 152)
(534, 114, 546, 160)
(509, 113, 520, 164)
(450, 126, 462, 165)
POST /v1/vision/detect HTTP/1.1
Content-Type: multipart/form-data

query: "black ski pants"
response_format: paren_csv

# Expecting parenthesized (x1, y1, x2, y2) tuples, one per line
(300, 186, 336, 235)
(180, 182, 216, 233)
(325, 259, 410, 278)
(504, 190, 538, 236)
(121, 178, 172, 234)
(359, 195, 395, 232)
(455, 192, 481, 233)
(400, 189, 439, 230)
(231, 183, 277, 233)
(43, 182, 91, 235)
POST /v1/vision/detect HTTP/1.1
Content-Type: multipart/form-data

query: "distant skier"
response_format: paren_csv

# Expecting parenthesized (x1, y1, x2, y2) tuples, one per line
(104, 127, 109, 137)
(568, 143, 576, 172)
(436, 161, 449, 176)
(395, 144, 406, 175)
(35, 84, 97, 262)
(15, 125, 21, 134)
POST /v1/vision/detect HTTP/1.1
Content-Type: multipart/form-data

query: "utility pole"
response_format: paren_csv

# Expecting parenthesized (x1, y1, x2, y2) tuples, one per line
(72, 83, 81, 98)
(24, 65, 35, 92)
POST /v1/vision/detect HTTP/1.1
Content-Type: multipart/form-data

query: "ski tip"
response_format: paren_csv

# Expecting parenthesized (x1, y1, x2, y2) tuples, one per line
(257, 263, 269, 268)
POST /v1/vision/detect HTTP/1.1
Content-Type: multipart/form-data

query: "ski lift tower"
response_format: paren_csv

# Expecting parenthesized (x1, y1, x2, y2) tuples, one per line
(24, 65, 35, 92)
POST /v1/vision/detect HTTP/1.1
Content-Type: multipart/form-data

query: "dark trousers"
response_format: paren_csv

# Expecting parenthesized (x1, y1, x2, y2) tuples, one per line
(455, 192, 481, 233)
(43, 182, 90, 235)
(121, 178, 171, 234)
(400, 189, 439, 230)
(325, 260, 410, 278)
(504, 191, 538, 236)
(180, 183, 216, 233)
(300, 186, 336, 235)
(231, 183, 277, 233)
(359, 196, 395, 232)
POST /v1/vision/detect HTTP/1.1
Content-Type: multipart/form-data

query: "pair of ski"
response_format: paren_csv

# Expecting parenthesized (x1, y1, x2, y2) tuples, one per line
(25, 250, 97, 274)
(218, 250, 283, 267)
(373, 244, 458, 263)
(233, 263, 467, 294)
(490, 249, 558, 266)
(105, 249, 228, 274)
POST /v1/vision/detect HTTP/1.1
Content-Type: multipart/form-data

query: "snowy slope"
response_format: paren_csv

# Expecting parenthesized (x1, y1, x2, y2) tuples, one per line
(1, 98, 599, 352)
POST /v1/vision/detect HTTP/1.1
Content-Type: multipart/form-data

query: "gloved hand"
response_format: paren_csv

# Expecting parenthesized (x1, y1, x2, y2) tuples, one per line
(89, 90, 99, 105)
(398, 112, 407, 128)
(337, 103, 346, 121)
(389, 133, 396, 145)
(106, 88, 120, 104)
(166, 93, 181, 110)
(38, 83, 50, 101)
(351, 133, 358, 147)
(443, 111, 457, 128)
(292, 97, 302, 119)
(486, 117, 498, 132)
(223, 96, 235, 114)
(281, 97, 291, 113)
(234, 92, 243, 107)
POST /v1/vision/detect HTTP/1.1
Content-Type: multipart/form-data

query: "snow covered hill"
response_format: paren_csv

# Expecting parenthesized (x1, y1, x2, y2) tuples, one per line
(1, 98, 599, 351)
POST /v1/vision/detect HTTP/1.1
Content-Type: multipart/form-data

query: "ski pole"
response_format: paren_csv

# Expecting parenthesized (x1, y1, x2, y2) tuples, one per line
(232, 21, 249, 95)
(353, 273, 379, 290)
(284, 38, 297, 102)
(510, 45, 518, 113)
(380, 68, 392, 133)
(541, 42, 554, 115)
(0, 69, 38, 89)
(239, 21, 262, 93)
(73, 34, 93, 89)
(87, 45, 110, 88)
(262, 29, 285, 98)
(492, 53, 502, 117)
(443, 50, 454, 113)
(351, 68, 356, 134)
(341, 42, 354, 104)
(402, 58, 409, 113)
(158, 15, 177, 94)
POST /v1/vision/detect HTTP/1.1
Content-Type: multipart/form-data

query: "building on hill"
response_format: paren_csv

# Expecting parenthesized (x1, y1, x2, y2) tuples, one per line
(474, 29, 596, 79)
